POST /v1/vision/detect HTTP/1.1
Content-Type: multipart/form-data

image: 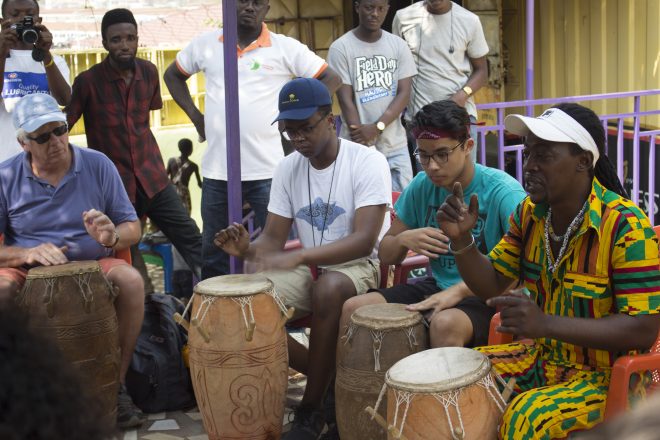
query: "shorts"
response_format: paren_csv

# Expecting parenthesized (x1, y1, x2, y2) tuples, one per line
(0, 258, 130, 289)
(374, 276, 495, 347)
(263, 258, 380, 321)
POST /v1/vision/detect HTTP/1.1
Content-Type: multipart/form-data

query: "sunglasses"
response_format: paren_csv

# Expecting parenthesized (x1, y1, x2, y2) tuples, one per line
(27, 124, 68, 144)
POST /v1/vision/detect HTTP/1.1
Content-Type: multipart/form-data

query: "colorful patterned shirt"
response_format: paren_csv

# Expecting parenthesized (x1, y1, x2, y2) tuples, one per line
(489, 178, 660, 371)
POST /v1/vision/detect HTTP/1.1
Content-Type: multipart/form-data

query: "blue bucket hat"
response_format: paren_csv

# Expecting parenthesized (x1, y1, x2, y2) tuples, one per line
(272, 77, 332, 123)
(12, 93, 67, 133)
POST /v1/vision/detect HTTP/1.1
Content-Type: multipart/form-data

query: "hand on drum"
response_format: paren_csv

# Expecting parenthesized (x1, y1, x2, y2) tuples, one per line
(406, 285, 469, 321)
(398, 227, 449, 259)
(213, 222, 250, 257)
(24, 243, 68, 266)
(82, 209, 116, 247)
(436, 182, 479, 242)
(487, 289, 547, 339)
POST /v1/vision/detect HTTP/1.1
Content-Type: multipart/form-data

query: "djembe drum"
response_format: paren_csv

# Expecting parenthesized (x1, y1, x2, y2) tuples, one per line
(336, 303, 428, 440)
(16, 261, 121, 424)
(369, 347, 506, 440)
(183, 274, 293, 440)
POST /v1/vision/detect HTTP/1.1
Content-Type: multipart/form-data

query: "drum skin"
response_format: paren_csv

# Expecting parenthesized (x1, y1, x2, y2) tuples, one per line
(188, 275, 288, 440)
(17, 261, 120, 425)
(336, 304, 428, 440)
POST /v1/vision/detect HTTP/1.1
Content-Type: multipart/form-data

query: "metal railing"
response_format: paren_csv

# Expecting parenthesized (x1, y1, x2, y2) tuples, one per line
(475, 90, 660, 224)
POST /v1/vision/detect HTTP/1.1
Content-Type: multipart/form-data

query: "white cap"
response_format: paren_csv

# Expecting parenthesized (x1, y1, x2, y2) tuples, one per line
(505, 107, 599, 166)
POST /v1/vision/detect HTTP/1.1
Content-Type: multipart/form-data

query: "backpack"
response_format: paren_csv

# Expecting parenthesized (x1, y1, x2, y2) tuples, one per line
(125, 293, 196, 413)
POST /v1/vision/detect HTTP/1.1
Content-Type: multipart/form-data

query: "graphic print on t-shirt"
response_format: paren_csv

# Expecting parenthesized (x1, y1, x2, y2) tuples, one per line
(296, 197, 346, 232)
(2, 71, 49, 111)
(355, 55, 398, 104)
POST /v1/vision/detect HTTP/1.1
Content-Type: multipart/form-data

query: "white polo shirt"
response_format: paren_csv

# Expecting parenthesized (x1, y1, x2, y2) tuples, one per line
(176, 24, 328, 181)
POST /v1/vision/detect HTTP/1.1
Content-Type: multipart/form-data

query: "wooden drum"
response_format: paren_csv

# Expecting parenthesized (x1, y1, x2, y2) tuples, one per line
(373, 347, 506, 440)
(337, 303, 428, 440)
(187, 274, 293, 440)
(17, 261, 121, 424)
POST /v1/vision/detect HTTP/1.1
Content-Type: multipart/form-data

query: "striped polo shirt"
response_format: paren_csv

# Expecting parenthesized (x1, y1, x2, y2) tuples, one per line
(489, 178, 660, 371)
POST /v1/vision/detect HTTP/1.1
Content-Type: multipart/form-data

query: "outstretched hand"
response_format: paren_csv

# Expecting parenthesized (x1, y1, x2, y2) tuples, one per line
(487, 288, 547, 339)
(436, 182, 479, 242)
(213, 222, 249, 257)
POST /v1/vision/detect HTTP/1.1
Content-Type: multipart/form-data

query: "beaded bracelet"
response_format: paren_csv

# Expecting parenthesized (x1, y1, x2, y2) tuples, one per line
(102, 230, 120, 248)
(449, 235, 475, 255)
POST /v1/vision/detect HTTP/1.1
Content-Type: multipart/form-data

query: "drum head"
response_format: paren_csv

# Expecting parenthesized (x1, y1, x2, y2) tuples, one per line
(351, 303, 423, 330)
(385, 347, 491, 393)
(194, 274, 273, 297)
(25, 260, 101, 279)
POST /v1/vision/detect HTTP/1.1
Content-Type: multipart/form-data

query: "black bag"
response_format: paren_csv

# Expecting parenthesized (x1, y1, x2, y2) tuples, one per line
(125, 293, 196, 413)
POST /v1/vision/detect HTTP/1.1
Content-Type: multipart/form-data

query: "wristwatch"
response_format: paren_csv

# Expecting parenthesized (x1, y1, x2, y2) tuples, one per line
(462, 86, 473, 97)
(376, 121, 386, 132)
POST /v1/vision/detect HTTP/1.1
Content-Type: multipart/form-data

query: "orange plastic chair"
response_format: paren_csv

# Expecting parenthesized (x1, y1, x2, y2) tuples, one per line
(114, 246, 132, 265)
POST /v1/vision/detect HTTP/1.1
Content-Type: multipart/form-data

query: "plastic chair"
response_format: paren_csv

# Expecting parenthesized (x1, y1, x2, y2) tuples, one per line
(138, 241, 173, 294)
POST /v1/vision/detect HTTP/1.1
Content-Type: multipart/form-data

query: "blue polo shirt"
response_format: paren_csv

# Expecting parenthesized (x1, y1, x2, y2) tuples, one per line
(0, 145, 137, 261)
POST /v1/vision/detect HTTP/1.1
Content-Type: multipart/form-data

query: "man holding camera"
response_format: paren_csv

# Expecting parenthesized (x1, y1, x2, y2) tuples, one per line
(0, 0, 70, 162)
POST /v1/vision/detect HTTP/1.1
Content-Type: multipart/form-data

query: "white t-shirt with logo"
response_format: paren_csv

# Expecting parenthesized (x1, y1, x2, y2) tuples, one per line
(0, 49, 70, 163)
(175, 27, 327, 181)
(268, 138, 392, 259)
(328, 30, 416, 155)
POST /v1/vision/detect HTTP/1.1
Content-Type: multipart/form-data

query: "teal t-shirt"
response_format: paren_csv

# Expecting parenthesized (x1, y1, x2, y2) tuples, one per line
(394, 164, 527, 289)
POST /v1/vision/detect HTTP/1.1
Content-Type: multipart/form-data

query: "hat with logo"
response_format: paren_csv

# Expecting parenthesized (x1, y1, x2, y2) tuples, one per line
(12, 93, 67, 133)
(505, 107, 600, 165)
(272, 77, 332, 123)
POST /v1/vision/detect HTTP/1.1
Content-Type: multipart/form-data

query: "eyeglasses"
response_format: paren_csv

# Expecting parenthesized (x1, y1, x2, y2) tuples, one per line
(27, 124, 68, 144)
(414, 140, 465, 165)
(281, 112, 329, 141)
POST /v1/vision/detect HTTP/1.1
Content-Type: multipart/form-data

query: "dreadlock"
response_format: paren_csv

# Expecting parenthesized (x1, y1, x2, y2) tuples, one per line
(554, 103, 628, 198)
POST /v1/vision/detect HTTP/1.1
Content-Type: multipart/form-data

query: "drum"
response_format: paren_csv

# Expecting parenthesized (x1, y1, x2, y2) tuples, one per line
(186, 274, 292, 440)
(336, 303, 428, 440)
(373, 347, 506, 440)
(16, 261, 120, 424)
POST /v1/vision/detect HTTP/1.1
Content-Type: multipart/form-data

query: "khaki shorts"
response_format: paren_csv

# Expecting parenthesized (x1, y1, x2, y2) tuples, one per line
(263, 258, 380, 321)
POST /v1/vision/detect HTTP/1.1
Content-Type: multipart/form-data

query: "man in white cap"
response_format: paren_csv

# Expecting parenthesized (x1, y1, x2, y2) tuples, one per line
(0, 92, 146, 429)
(437, 103, 660, 438)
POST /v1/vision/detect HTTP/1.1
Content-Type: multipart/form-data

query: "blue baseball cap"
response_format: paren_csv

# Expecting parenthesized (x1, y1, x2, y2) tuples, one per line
(272, 77, 332, 123)
(12, 93, 67, 133)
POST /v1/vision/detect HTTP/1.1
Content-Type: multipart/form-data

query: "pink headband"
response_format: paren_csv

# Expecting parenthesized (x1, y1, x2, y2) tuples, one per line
(412, 126, 467, 140)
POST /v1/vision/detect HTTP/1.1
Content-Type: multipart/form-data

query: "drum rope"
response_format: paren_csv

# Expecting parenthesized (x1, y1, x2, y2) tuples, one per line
(432, 390, 464, 440)
(371, 330, 385, 372)
(371, 382, 388, 422)
(182, 295, 194, 319)
(343, 322, 357, 345)
(392, 389, 414, 438)
(74, 272, 95, 311)
(232, 296, 255, 332)
(268, 288, 289, 315)
(194, 296, 217, 324)
(477, 374, 507, 413)
(404, 327, 418, 351)
(43, 278, 56, 317)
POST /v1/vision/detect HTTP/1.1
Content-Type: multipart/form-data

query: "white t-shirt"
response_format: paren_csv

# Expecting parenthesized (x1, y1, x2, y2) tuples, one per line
(328, 30, 417, 155)
(175, 26, 327, 181)
(268, 138, 392, 259)
(0, 50, 70, 163)
(393, 1, 489, 119)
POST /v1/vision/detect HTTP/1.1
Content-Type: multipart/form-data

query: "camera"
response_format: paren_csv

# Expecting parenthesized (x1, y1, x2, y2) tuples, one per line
(11, 16, 39, 45)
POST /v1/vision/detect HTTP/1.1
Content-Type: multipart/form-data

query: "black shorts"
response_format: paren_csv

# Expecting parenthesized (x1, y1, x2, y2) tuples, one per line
(371, 277, 495, 347)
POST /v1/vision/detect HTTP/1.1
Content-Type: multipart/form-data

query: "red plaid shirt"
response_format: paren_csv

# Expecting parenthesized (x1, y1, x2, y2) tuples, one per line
(67, 57, 169, 202)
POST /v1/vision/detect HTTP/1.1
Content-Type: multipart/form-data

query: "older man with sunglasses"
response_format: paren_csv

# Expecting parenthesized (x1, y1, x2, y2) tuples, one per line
(0, 93, 146, 429)
(340, 100, 526, 350)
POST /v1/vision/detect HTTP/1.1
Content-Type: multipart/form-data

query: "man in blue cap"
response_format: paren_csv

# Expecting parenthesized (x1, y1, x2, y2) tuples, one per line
(0, 92, 146, 429)
(214, 77, 392, 439)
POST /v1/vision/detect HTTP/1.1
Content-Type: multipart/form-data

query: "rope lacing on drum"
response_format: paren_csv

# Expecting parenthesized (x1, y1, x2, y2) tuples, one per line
(432, 390, 464, 440)
(42, 278, 56, 318)
(371, 330, 385, 372)
(268, 288, 289, 315)
(232, 296, 255, 333)
(194, 295, 217, 324)
(74, 271, 95, 313)
(182, 295, 195, 320)
(372, 382, 388, 418)
(404, 327, 418, 351)
(343, 322, 357, 345)
(391, 389, 414, 439)
(477, 373, 507, 413)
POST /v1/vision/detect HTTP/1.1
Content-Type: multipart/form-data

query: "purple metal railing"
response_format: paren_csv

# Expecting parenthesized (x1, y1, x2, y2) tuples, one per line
(475, 90, 660, 223)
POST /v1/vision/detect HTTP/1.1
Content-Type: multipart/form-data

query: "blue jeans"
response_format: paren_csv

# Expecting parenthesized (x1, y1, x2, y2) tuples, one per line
(201, 178, 271, 279)
(386, 148, 413, 192)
